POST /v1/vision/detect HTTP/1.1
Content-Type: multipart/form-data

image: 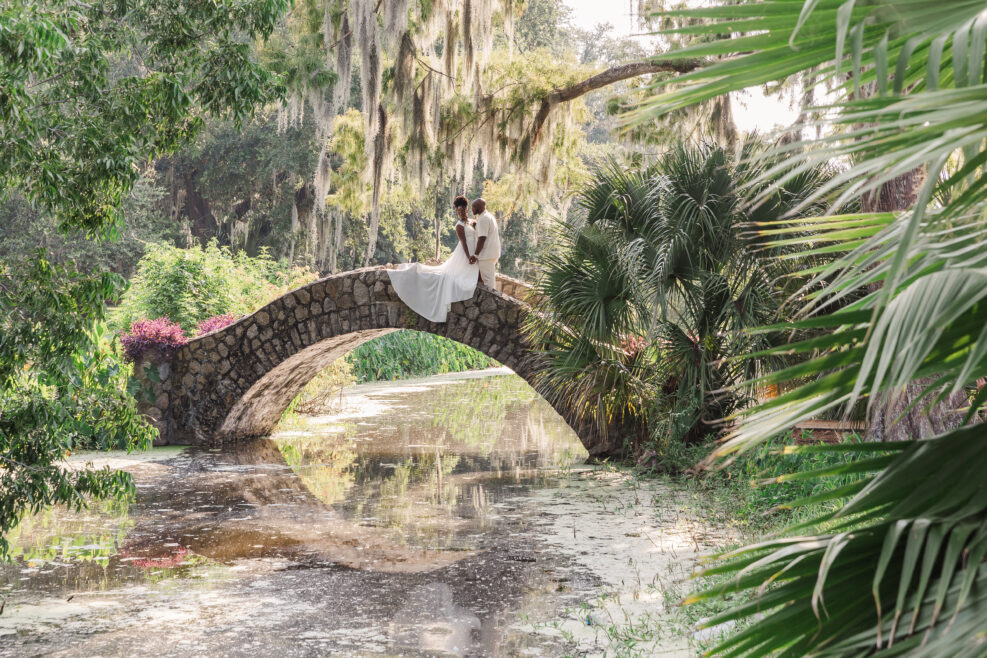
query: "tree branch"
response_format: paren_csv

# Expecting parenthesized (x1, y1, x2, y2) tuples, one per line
(528, 58, 704, 147)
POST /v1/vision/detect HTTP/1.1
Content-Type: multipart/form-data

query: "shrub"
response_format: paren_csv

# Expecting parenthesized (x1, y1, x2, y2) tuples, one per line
(120, 318, 188, 364)
(196, 313, 239, 336)
(113, 240, 316, 334)
(528, 144, 833, 455)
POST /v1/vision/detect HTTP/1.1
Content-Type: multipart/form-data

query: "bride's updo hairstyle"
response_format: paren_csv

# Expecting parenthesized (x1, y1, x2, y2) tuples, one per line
(453, 195, 469, 221)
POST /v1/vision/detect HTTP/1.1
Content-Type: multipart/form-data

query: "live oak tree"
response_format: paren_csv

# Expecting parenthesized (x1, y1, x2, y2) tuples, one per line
(0, 0, 291, 554)
(272, 0, 705, 266)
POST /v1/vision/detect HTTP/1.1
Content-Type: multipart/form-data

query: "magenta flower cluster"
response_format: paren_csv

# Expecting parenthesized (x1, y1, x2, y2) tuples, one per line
(120, 318, 188, 364)
(195, 313, 239, 336)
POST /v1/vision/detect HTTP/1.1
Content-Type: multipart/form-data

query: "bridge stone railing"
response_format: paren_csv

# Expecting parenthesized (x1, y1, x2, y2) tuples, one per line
(132, 268, 620, 459)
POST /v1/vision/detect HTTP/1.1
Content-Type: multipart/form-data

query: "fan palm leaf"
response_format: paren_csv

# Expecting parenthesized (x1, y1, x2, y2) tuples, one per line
(629, 0, 987, 654)
(528, 142, 834, 450)
(690, 428, 987, 655)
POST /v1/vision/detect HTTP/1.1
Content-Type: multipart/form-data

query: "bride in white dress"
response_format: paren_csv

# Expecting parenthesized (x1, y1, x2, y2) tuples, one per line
(388, 196, 479, 323)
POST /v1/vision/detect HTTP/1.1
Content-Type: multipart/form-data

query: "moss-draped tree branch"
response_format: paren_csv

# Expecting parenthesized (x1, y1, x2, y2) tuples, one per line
(527, 59, 704, 146)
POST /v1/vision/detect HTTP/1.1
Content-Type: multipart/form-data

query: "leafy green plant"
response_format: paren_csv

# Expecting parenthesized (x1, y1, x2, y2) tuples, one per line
(0, 175, 182, 279)
(527, 144, 831, 454)
(0, 255, 154, 556)
(1, 0, 288, 236)
(113, 241, 316, 334)
(0, 0, 291, 557)
(725, 433, 881, 523)
(636, 0, 987, 653)
(345, 330, 498, 383)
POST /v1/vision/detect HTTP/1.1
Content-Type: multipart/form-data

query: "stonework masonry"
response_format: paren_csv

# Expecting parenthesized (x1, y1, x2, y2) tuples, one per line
(132, 268, 620, 458)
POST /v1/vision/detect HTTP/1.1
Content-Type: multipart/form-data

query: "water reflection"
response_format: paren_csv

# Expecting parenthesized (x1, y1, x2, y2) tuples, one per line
(278, 374, 586, 552)
(391, 583, 481, 656)
(0, 373, 596, 656)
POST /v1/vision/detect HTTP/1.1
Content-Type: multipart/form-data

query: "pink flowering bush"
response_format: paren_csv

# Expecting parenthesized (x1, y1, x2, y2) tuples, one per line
(120, 318, 188, 364)
(195, 313, 239, 336)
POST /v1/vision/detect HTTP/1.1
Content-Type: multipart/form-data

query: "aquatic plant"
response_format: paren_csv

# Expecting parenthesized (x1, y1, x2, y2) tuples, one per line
(120, 318, 188, 364)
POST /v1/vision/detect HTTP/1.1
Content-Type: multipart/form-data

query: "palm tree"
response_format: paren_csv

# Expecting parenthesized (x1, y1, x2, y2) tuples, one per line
(528, 142, 831, 454)
(634, 1, 987, 654)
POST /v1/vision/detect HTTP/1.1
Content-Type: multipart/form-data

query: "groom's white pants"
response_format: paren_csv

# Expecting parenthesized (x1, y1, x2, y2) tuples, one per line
(478, 258, 497, 287)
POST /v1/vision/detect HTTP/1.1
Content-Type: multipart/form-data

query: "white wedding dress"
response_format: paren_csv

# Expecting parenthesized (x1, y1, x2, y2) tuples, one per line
(388, 219, 479, 323)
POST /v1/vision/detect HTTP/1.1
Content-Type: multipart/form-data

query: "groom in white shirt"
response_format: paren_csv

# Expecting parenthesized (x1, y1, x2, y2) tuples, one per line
(469, 198, 500, 287)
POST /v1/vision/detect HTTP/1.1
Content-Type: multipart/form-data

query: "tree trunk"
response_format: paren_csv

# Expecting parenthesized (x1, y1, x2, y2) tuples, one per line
(864, 168, 968, 440)
(433, 183, 445, 261)
(294, 182, 317, 267)
(331, 209, 343, 273)
(712, 93, 737, 149)
(860, 169, 924, 214)
(868, 381, 968, 442)
(181, 169, 217, 244)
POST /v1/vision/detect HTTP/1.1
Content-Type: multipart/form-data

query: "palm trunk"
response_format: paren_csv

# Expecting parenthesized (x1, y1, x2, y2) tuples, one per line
(864, 169, 968, 440)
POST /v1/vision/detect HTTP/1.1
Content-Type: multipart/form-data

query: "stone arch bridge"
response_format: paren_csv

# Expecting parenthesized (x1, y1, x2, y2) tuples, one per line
(133, 268, 619, 458)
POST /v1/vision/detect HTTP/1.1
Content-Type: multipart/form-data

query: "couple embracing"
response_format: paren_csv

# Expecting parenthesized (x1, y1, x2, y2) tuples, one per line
(388, 196, 501, 323)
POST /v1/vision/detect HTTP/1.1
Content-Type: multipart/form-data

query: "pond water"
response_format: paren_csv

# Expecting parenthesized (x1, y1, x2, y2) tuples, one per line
(1, 370, 734, 657)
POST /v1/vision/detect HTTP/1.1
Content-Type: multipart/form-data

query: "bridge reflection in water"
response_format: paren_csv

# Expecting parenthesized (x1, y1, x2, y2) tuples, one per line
(1, 372, 598, 657)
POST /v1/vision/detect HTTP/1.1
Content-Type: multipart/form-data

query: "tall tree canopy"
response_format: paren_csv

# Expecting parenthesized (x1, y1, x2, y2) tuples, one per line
(2, 0, 290, 236)
(0, 0, 291, 553)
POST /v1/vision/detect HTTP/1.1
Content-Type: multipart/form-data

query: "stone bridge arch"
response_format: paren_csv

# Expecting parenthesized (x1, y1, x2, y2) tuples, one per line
(134, 267, 618, 458)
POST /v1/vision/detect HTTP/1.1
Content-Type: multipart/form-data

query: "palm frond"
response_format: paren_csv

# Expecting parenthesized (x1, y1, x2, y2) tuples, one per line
(694, 425, 987, 655)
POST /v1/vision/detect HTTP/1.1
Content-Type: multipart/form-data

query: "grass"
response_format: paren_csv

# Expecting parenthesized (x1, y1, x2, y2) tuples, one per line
(345, 330, 498, 383)
(643, 431, 878, 534)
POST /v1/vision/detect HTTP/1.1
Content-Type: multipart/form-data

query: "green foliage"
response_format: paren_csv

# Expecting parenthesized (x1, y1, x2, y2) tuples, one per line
(637, 1, 987, 654)
(0, 254, 155, 556)
(1, 0, 289, 238)
(724, 434, 880, 524)
(0, 0, 291, 558)
(512, 0, 572, 54)
(528, 143, 830, 453)
(161, 109, 321, 255)
(652, 431, 886, 532)
(114, 241, 316, 334)
(0, 174, 182, 279)
(691, 434, 986, 656)
(346, 331, 498, 383)
(326, 109, 370, 219)
(259, 0, 339, 97)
